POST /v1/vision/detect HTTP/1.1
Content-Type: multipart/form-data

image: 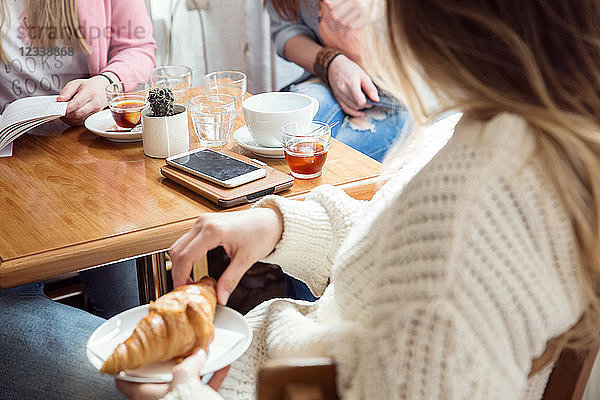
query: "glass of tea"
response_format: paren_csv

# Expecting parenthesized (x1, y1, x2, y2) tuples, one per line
(189, 94, 237, 147)
(202, 71, 247, 118)
(151, 65, 192, 106)
(105, 81, 148, 129)
(282, 121, 331, 179)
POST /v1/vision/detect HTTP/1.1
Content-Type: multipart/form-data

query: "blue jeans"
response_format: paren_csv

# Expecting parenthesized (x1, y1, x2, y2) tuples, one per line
(285, 78, 408, 300)
(79, 260, 140, 319)
(0, 286, 125, 399)
(0, 261, 139, 398)
(288, 77, 408, 163)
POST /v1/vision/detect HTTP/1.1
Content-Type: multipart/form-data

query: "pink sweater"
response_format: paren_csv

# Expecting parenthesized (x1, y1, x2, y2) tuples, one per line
(77, 0, 157, 81)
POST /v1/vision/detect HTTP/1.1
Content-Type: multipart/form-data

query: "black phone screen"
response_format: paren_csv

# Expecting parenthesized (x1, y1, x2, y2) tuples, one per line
(169, 149, 260, 182)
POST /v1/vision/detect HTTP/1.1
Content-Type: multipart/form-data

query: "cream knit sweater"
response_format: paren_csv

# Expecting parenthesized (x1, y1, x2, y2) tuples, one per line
(163, 113, 584, 400)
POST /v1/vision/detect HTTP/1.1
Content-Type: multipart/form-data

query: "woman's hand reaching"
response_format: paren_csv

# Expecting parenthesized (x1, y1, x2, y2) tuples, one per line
(169, 208, 284, 305)
(117, 207, 283, 398)
(58, 75, 110, 126)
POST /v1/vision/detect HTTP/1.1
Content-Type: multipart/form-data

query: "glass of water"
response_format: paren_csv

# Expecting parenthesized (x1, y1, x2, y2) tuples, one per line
(189, 94, 236, 147)
(151, 65, 193, 106)
(202, 71, 247, 118)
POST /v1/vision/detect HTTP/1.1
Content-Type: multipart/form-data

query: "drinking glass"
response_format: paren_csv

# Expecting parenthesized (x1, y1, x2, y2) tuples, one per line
(189, 94, 236, 147)
(105, 81, 148, 129)
(202, 71, 247, 117)
(151, 65, 193, 106)
(282, 121, 331, 179)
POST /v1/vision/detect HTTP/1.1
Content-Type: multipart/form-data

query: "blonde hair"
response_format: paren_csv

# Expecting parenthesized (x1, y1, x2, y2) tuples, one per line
(0, 0, 90, 63)
(366, 1, 600, 352)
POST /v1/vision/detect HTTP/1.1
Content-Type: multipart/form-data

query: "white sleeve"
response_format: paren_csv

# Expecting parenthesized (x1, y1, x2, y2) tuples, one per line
(256, 185, 367, 297)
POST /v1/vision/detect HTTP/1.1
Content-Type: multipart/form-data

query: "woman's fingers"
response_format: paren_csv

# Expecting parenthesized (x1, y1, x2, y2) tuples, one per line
(60, 76, 110, 125)
(57, 80, 82, 102)
(62, 100, 96, 126)
(347, 76, 369, 109)
(361, 75, 380, 103)
(208, 366, 231, 391)
(171, 208, 283, 296)
(65, 91, 90, 115)
(216, 249, 253, 305)
(323, 0, 362, 31)
(332, 84, 365, 114)
(169, 222, 207, 287)
(171, 349, 207, 387)
(328, 55, 374, 112)
(338, 97, 365, 117)
(115, 379, 170, 400)
(170, 221, 222, 288)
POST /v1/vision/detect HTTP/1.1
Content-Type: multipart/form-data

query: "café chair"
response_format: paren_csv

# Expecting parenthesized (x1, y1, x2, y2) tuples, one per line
(542, 339, 600, 400)
(257, 340, 600, 400)
(257, 358, 338, 400)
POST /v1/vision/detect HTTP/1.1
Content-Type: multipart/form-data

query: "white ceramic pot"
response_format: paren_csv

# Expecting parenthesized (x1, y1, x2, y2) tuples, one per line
(142, 104, 190, 158)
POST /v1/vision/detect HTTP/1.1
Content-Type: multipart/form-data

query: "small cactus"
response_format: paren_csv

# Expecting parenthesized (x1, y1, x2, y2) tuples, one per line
(148, 87, 175, 117)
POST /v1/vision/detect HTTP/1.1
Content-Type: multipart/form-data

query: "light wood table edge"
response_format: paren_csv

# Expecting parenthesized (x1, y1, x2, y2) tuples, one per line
(0, 174, 388, 289)
(288, 174, 387, 201)
(0, 217, 200, 289)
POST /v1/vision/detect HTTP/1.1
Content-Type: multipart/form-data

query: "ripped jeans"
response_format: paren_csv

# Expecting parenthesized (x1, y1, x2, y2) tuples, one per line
(287, 77, 408, 162)
(284, 78, 409, 301)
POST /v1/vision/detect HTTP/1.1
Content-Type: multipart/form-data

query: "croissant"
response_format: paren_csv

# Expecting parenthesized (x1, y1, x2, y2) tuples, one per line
(100, 277, 217, 375)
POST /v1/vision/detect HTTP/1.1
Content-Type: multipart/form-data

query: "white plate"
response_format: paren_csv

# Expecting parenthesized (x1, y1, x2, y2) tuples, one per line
(84, 109, 143, 143)
(87, 304, 252, 383)
(232, 126, 285, 159)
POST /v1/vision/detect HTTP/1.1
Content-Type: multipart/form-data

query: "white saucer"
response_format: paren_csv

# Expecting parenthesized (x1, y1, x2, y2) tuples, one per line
(87, 304, 252, 383)
(84, 109, 143, 143)
(232, 126, 285, 159)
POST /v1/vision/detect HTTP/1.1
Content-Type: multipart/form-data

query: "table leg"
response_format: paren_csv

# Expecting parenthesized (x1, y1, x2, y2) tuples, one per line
(136, 252, 170, 304)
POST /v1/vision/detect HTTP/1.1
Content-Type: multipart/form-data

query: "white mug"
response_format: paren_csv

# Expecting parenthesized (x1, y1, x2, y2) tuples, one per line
(242, 92, 319, 148)
(142, 104, 190, 158)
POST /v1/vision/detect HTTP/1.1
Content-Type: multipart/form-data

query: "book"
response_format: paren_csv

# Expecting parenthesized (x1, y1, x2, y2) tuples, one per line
(0, 95, 68, 152)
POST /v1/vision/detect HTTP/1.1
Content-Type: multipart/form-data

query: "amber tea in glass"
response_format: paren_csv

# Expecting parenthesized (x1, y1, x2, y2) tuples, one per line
(110, 98, 146, 128)
(282, 121, 331, 179)
(105, 82, 148, 129)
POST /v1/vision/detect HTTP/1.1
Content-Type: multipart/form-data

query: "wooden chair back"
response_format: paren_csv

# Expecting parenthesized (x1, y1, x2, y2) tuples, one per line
(257, 358, 339, 400)
(257, 342, 600, 400)
(542, 339, 600, 400)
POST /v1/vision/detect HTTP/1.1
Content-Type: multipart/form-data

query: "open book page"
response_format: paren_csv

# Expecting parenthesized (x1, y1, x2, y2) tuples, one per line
(0, 142, 12, 157)
(0, 95, 67, 151)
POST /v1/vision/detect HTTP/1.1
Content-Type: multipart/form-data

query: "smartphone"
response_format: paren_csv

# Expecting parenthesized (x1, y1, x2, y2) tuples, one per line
(166, 149, 267, 188)
(365, 87, 406, 110)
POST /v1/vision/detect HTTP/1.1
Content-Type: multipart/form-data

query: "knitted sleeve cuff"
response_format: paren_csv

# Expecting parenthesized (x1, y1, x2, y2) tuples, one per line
(160, 382, 223, 400)
(255, 195, 334, 296)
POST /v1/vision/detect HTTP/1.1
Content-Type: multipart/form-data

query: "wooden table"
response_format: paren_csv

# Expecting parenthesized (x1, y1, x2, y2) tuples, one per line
(0, 90, 382, 300)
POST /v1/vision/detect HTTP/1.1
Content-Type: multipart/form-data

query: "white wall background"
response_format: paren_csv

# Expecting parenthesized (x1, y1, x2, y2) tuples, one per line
(145, 0, 302, 92)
